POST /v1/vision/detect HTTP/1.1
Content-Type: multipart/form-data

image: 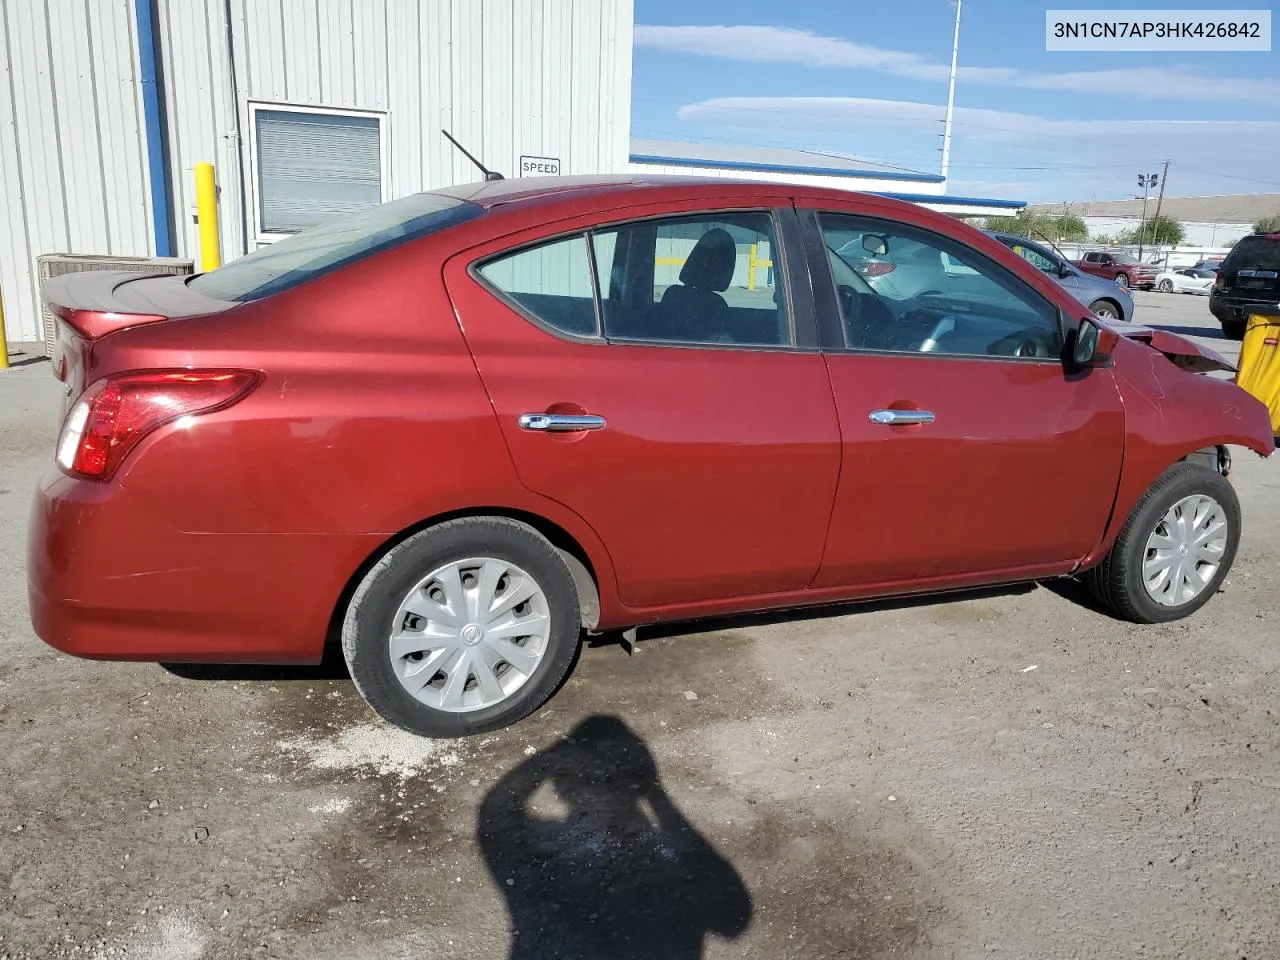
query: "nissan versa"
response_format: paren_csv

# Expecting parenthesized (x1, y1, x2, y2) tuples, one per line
(28, 176, 1275, 737)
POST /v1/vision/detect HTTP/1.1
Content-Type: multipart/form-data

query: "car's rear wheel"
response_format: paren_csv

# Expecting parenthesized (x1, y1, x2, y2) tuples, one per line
(1114, 273, 1129, 289)
(1088, 299, 1120, 320)
(1222, 316, 1246, 340)
(342, 517, 581, 737)
(1158, 279, 1174, 293)
(1086, 462, 1239, 624)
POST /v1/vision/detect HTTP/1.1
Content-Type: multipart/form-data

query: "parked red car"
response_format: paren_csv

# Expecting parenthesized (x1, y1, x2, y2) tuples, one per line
(1073, 251, 1159, 290)
(29, 177, 1274, 737)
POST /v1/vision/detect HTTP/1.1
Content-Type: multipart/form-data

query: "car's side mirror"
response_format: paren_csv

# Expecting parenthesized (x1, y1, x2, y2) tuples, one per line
(1067, 316, 1119, 369)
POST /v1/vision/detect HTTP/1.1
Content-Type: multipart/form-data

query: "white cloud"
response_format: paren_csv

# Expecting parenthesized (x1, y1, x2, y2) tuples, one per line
(634, 24, 1280, 106)
(673, 96, 1280, 201)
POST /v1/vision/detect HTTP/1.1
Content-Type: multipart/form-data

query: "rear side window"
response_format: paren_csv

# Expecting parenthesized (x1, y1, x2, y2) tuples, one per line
(591, 212, 790, 347)
(477, 236, 600, 338)
(188, 192, 482, 302)
(476, 210, 792, 349)
(1224, 236, 1280, 272)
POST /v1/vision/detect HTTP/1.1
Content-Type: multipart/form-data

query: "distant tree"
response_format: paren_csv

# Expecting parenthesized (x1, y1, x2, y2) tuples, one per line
(1120, 215, 1185, 246)
(1055, 215, 1089, 242)
(982, 214, 1033, 236)
(1252, 215, 1280, 233)
(981, 211, 1087, 243)
(1092, 234, 1117, 245)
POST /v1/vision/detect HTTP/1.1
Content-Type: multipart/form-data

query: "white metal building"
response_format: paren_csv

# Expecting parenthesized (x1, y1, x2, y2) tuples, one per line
(629, 139, 1026, 219)
(1, 0, 633, 344)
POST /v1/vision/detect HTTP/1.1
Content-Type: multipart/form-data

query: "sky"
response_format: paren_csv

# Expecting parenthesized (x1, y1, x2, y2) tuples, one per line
(630, 0, 1280, 205)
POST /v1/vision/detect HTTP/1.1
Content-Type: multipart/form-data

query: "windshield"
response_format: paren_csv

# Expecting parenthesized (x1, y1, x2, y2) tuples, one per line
(1111, 253, 1140, 265)
(189, 193, 484, 301)
(1224, 236, 1280, 272)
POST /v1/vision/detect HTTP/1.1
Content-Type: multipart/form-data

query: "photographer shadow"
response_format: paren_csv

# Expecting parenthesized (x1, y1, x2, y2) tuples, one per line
(477, 715, 751, 960)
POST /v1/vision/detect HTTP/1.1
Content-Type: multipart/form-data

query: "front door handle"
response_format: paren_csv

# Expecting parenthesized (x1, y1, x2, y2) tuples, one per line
(518, 413, 607, 432)
(868, 409, 935, 426)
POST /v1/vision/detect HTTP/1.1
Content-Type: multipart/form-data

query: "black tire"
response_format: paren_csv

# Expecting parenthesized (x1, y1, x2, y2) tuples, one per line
(1085, 462, 1240, 624)
(342, 517, 582, 737)
(1221, 317, 1246, 341)
(1114, 273, 1129, 289)
(1088, 299, 1120, 320)
(1158, 279, 1174, 293)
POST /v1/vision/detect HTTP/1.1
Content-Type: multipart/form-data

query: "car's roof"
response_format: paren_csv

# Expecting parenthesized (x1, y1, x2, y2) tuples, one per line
(432, 173, 924, 214)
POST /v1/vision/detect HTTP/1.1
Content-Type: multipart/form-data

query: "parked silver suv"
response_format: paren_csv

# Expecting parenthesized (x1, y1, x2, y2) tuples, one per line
(987, 232, 1134, 323)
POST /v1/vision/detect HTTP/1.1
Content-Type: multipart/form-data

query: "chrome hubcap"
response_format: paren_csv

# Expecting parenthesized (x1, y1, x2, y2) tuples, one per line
(388, 557, 552, 713)
(1143, 495, 1229, 607)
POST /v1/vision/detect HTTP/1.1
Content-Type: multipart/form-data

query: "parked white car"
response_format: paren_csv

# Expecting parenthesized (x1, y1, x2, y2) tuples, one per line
(1155, 269, 1214, 296)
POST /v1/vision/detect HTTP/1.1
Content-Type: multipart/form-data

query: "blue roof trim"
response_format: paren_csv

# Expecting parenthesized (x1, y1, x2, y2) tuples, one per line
(629, 152, 945, 184)
(874, 191, 1026, 209)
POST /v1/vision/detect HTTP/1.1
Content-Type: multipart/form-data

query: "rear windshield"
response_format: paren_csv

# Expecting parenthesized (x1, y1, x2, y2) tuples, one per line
(1223, 236, 1280, 273)
(189, 193, 483, 302)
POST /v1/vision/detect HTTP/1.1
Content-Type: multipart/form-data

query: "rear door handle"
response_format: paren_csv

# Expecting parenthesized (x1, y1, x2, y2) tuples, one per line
(868, 409, 935, 426)
(518, 413, 607, 432)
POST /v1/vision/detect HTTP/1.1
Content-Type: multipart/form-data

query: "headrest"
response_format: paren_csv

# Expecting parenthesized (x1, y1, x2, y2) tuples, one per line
(679, 228, 736, 292)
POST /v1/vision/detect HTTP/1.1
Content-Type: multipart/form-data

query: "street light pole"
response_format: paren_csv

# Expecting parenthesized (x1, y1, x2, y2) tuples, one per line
(1150, 159, 1171, 258)
(1137, 172, 1158, 259)
(940, 0, 962, 183)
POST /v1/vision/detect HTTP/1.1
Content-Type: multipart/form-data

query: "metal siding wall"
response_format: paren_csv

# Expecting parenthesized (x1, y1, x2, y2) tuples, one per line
(0, 0, 153, 344)
(1, 0, 634, 340)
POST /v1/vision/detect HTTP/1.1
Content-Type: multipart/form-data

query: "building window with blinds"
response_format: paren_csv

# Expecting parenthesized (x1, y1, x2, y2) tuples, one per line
(249, 105, 386, 239)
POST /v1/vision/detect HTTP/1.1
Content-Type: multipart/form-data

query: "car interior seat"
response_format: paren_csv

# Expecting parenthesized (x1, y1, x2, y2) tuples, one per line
(656, 228, 735, 341)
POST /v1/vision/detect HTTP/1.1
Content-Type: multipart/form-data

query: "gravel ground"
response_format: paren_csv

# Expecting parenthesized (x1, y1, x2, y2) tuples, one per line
(1, 291, 1277, 960)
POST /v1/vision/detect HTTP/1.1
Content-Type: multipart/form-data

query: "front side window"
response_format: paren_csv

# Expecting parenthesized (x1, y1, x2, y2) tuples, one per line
(252, 105, 385, 237)
(591, 212, 790, 347)
(819, 214, 1063, 360)
(477, 235, 599, 338)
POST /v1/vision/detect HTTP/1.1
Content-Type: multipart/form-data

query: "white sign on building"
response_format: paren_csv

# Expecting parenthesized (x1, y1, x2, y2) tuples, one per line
(519, 156, 562, 177)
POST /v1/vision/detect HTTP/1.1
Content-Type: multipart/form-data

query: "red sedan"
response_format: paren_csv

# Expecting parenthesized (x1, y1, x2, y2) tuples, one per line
(29, 176, 1275, 737)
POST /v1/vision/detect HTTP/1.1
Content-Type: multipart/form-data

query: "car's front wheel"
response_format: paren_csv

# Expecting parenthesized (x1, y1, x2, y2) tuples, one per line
(1158, 279, 1174, 293)
(342, 517, 582, 737)
(1086, 462, 1239, 624)
(1114, 273, 1130, 289)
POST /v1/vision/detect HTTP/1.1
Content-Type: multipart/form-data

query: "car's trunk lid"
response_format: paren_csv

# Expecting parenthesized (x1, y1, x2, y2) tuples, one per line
(42, 270, 234, 404)
(1219, 235, 1280, 302)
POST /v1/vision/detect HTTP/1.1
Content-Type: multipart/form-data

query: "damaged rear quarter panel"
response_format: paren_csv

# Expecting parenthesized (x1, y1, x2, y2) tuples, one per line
(1081, 335, 1274, 567)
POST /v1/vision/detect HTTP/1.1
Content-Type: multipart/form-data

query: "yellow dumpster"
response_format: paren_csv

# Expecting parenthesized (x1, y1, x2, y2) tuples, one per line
(1235, 312, 1280, 438)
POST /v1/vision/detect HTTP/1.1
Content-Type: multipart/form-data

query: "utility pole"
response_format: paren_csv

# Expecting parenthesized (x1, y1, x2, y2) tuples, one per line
(1137, 172, 1158, 259)
(1150, 159, 1171, 259)
(940, 0, 962, 183)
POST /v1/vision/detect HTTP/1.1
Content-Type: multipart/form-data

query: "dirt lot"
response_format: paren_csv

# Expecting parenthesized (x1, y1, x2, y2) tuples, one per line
(2, 291, 1277, 960)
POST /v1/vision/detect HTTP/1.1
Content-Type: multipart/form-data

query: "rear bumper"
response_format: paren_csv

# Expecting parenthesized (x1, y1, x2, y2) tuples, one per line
(27, 469, 382, 664)
(1211, 294, 1278, 326)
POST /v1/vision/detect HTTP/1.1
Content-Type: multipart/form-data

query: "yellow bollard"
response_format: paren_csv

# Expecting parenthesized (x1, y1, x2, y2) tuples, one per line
(0, 282, 9, 371)
(194, 162, 221, 271)
(747, 243, 758, 291)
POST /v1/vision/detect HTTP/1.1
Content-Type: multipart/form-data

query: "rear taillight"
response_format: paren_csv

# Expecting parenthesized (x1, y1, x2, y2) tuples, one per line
(56, 370, 260, 480)
(856, 261, 897, 278)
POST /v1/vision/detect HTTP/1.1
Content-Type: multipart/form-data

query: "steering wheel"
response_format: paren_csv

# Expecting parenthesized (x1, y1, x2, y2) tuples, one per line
(1014, 338, 1052, 359)
(837, 284, 871, 347)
